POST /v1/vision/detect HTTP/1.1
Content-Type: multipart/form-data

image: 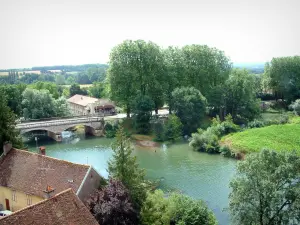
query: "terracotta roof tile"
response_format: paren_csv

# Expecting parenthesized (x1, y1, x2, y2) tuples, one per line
(0, 189, 99, 225)
(0, 149, 90, 198)
(67, 94, 98, 106)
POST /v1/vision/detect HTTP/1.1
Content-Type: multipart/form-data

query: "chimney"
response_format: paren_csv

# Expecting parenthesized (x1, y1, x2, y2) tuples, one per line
(43, 185, 55, 199)
(3, 142, 12, 156)
(39, 146, 46, 155)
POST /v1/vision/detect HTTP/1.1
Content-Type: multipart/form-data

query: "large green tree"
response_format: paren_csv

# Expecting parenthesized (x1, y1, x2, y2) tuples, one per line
(22, 88, 69, 119)
(223, 68, 260, 123)
(267, 56, 300, 103)
(171, 87, 207, 134)
(181, 45, 231, 97)
(0, 89, 23, 154)
(0, 84, 26, 116)
(107, 127, 146, 210)
(108, 40, 165, 117)
(229, 149, 300, 225)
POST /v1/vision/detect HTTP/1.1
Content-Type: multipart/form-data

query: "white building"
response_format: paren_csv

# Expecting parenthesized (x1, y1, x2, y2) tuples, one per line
(67, 95, 115, 116)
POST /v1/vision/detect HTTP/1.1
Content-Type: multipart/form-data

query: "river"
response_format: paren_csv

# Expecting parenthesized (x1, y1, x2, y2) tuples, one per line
(25, 132, 236, 224)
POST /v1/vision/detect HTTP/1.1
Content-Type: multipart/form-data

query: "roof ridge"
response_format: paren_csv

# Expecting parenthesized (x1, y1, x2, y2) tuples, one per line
(11, 148, 90, 168)
(0, 189, 75, 221)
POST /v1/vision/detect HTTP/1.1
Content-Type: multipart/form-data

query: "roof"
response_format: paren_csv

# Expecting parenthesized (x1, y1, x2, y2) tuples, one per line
(67, 94, 115, 108)
(0, 149, 90, 198)
(67, 94, 99, 107)
(0, 189, 99, 225)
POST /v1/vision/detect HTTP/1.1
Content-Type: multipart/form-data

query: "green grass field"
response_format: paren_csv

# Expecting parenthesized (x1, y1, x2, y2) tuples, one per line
(221, 123, 300, 154)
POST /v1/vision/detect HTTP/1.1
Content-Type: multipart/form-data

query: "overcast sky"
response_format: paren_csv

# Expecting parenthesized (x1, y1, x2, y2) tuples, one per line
(0, 0, 299, 69)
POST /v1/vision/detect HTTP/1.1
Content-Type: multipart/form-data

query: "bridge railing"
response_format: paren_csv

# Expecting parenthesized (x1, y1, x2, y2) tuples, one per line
(16, 117, 104, 129)
(17, 113, 110, 124)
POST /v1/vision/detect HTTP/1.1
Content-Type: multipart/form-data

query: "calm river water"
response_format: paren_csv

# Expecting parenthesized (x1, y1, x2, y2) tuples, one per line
(26, 132, 236, 224)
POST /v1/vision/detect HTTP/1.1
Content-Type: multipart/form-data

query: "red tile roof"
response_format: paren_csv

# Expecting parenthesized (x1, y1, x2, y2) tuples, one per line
(0, 189, 99, 225)
(0, 149, 90, 198)
(67, 94, 99, 106)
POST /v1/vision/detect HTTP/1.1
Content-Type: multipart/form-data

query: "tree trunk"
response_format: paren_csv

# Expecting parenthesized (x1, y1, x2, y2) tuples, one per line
(155, 108, 158, 115)
(126, 107, 130, 118)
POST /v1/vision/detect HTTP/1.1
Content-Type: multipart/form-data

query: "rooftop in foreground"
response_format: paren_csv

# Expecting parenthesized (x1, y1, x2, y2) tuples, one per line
(0, 189, 99, 225)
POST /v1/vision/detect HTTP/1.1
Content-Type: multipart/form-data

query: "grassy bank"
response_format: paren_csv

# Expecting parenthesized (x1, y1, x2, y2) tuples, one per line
(221, 123, 300, 155)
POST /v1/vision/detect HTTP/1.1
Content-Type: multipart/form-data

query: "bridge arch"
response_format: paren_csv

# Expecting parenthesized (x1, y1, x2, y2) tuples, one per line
(21, 128, 62, 142)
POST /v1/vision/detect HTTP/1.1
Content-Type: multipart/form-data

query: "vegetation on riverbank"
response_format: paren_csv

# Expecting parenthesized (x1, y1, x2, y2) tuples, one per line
(221, 123, 300, 155)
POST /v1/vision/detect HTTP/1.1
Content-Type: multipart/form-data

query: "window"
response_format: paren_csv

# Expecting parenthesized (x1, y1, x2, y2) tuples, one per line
(12, 190, 17, 202)
(26, 194, 32, 205)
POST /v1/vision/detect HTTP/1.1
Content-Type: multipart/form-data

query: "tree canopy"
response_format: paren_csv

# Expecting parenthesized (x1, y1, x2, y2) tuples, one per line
(229, 149, 300, 225)
(171, 87, 207, 134)
(0, 89, 23, 153)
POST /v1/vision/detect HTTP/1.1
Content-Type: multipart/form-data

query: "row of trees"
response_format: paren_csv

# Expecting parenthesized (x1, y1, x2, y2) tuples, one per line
(108, 40, 261, 135)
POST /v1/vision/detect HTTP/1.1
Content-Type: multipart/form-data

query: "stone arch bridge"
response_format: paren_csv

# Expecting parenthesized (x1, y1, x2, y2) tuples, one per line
(16, 116, 106, 141)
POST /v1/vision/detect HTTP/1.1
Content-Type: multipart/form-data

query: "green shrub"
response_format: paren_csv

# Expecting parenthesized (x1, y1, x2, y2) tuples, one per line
(189, 115, 239, 154)
(289, 99, 300, 115)
(247, 119, 265, 128)
(104, 122, 119, 138)
(220, 145, 234, 158)
(164, 114, 183, 142)
(141, 190, 217, 225)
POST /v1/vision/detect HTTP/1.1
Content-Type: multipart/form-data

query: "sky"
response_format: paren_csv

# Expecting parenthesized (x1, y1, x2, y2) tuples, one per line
(0, 0, 299, 69)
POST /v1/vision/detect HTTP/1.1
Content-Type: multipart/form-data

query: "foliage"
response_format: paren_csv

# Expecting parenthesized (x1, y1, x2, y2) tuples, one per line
(0, 89, 23, 153)
(222, 124, 300, 154)
(132, 95, 154, 134)
(267, 56, 300, 103)
(87, 179, 139, 225)
(141, 190, 171, 225)
(108, 127, 146, 210)
(69, 83, 88, 97)
(163, 114, 183, 142)
(220, 145, 233, 158)
(289, 99, 300, 115)
(29, 81, 61, 99)
(0, 84, 26, 116)
(247, 119, 266, 128)
(88, 82, 106, 98)
(229, 149, 300, 225)
(223, 68, 261, 123)
(22, 88, 69, 119)
(171, 87, 207, 135)
(152, 119, 165, 142)
(141, 190, 217, 225)
(108, 40, 164, 117)
(190, 115, 240, 153)
(104, 122, 119, 138)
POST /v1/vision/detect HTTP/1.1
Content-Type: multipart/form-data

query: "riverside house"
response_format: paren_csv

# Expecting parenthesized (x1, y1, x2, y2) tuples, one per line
(67, 94, 116, 116)
(0, 143, 102, 212)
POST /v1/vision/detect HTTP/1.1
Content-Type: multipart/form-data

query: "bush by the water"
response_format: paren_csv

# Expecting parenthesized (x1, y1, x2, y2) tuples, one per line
(289, 99, 300, 115)
(104, 122, 119, 138)
(189, 115, 240, 153)
(141, 190, 217, 225)
(152, 114, 183, 142)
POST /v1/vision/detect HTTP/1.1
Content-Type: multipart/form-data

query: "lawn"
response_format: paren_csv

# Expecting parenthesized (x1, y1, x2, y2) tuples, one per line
(221, 123, 300, 154)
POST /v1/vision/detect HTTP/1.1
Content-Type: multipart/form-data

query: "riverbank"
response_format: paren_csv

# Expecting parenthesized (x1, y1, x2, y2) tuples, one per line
(221, 123, 300, 155)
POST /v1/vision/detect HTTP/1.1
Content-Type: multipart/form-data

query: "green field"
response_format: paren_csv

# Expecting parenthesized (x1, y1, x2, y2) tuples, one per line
(221, 123, 300, 154)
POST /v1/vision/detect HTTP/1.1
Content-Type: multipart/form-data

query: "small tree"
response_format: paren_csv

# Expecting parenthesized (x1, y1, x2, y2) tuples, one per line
(229, 149, 300, 225)
(87, 179, 138, 225)
(107, 127, 146, 210)
(171, 87, 207, 135)
(164, 114, 183, 142)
